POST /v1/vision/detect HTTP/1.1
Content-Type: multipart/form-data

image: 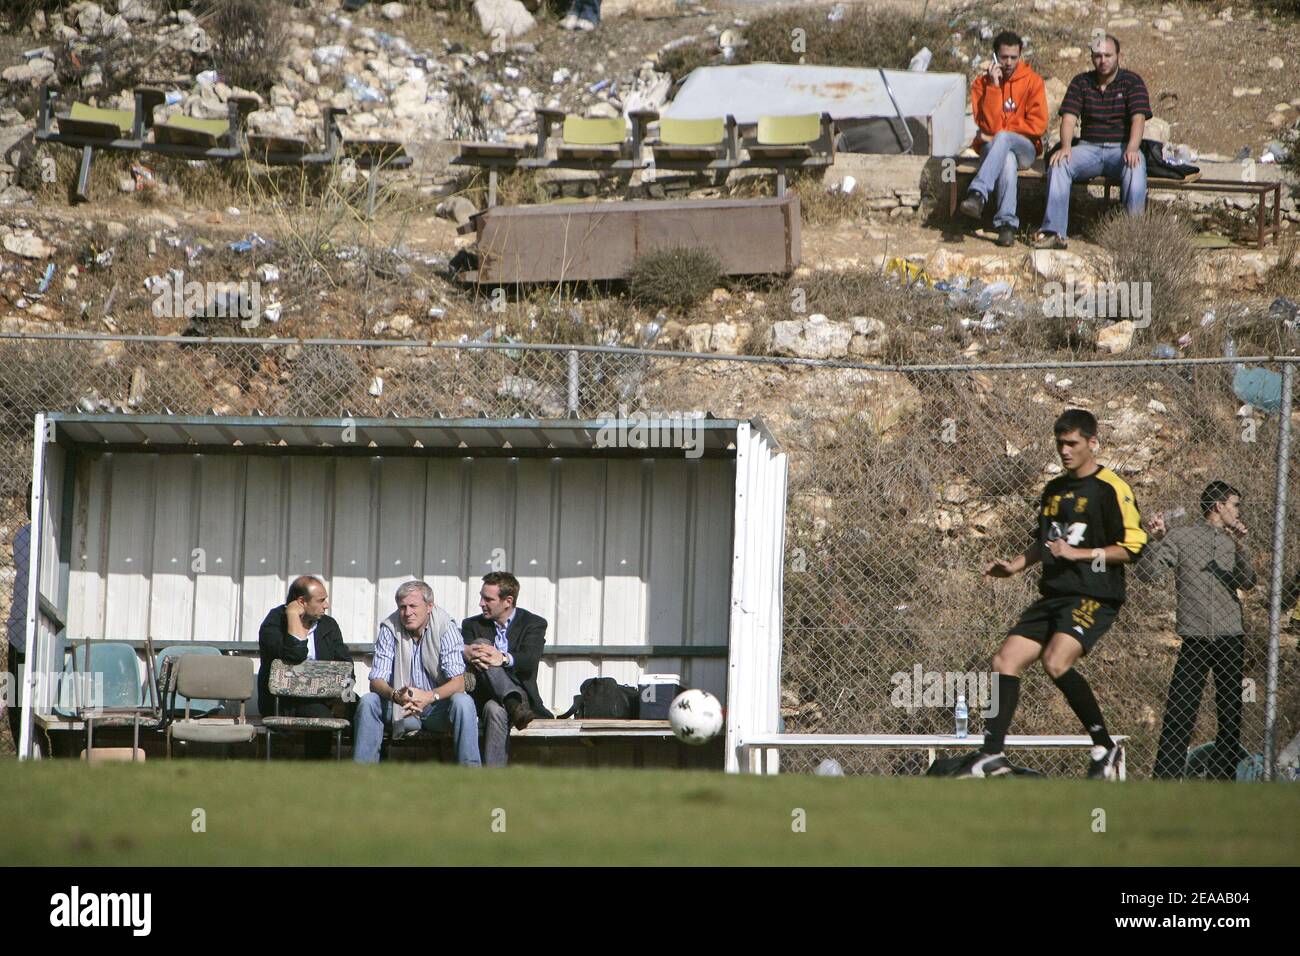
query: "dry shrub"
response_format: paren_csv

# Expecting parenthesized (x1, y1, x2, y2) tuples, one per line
(1086, 206, 1199, 344)
(197, 0, 290, 95)
(627, 246, 721, 311)
(739, 7, 964, 72)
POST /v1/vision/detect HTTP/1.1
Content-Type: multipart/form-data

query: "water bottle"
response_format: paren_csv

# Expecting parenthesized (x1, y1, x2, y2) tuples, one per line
(955, 695, 969, 739)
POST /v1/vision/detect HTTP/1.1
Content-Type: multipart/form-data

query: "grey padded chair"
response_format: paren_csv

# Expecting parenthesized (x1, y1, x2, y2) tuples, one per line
(166, 655, 257, 758)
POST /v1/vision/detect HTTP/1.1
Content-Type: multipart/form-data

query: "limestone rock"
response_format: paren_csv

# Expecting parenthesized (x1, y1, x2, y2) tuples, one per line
(473, 0, 536, 40)
(770, 314, 852, 359)
(1096, 320, 1135, 354)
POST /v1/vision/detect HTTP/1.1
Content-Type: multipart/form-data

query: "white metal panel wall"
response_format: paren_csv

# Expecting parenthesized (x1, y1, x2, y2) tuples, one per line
(723, 427, 788, 773)
(64, 452, 736, 714)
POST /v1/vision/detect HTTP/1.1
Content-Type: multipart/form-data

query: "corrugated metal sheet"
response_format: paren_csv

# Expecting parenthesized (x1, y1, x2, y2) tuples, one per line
(665, 64, 967, 156)
(48, 414, 757, 455)
(724, 425, 788, 772)
(64, 453, 737, 714)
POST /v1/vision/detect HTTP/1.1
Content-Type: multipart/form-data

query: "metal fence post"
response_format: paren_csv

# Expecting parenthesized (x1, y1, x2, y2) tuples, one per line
(1263, 361, 1294, 782)
(567, 350, 580, 415)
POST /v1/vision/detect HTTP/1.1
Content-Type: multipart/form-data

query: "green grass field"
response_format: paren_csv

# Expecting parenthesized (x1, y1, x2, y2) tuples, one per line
(2, 763, 1297, 866)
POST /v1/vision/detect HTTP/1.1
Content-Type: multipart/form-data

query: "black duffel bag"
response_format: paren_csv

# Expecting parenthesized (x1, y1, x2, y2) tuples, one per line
(558, 677, 640, 719)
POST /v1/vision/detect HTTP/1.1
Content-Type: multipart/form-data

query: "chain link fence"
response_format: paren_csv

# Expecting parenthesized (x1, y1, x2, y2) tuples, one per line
(1, 334, 1297, 779)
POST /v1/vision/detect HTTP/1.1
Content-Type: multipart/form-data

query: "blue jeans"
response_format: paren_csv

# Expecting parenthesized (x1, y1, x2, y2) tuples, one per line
(568, 0, 600, 22)
(969, 131, 1037, 229)
(1040, 140, 1147, 238)
(352, 691, 481, 766)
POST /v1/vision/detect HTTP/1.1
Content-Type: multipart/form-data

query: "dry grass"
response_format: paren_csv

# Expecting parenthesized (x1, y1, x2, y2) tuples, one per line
(1085, 206, 1200, 346)
(738, 7, 965, 73)
(195, 0, 291, 96)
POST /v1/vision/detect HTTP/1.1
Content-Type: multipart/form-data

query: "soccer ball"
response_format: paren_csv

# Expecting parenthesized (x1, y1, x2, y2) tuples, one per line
(668, 689, 723, 745)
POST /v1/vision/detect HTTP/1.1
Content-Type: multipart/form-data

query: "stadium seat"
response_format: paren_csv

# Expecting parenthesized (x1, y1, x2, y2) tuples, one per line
(166, 655, 257, 758)
(737, 112, 836, 196)
(262, 659, 354, 761)
(650, 115, 740, 172)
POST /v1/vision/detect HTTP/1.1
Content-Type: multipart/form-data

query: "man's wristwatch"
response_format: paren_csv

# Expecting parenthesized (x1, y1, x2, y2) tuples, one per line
(432, 692, 440, 703)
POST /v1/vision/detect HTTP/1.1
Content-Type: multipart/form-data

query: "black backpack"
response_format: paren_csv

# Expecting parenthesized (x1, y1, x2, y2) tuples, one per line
(558, 677, 640, 719)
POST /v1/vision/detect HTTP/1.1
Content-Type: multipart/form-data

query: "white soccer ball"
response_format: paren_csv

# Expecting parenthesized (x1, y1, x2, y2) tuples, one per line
(668, 689, 723, 745)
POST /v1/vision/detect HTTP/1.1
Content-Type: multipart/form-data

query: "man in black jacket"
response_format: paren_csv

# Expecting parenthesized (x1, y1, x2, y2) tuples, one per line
(461, 571, 553, 766)
(258, 575, 353, 757)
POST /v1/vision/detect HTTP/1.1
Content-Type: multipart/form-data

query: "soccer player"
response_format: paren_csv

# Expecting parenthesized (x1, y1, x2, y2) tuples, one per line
(956, 408, 1147, 779)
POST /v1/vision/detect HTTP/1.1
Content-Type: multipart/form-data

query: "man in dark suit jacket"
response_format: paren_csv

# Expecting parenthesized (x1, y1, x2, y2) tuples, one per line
(461, 571, 553, 767)
(258, 575, 353, 757)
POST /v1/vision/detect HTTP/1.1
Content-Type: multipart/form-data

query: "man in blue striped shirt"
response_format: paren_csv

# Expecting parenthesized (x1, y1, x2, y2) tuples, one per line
(353, 581, 481, 765)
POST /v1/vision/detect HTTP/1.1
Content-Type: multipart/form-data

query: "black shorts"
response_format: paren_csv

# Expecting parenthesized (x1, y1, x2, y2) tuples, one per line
(1008, 594, 1121, 653)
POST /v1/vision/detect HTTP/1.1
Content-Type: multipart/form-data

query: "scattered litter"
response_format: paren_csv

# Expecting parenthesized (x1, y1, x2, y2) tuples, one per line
(827, 3, 846, 21)
(1233, 367, 1283, 412)
(884, 257, 930, 287)
(1200, 309, 1216, 327)
(908, 47, 933, 72)
(368, 376, 384, 397)
(1176, 332, 1193, 348)
(36, 262, 55, 294)
(428, 306, 446, 319)
(838, 174, 856, 195)
(552, 68, 571, 85)
(344, 75, 385, 104)
(195, 69, 219, 85)
(262, 301, 282, 323)
(814, 758, 844, 777)
(1268, 296, 1299, 331)
(975, 280, 1011, 310)
(589, 79, 610, 94)
(164, 90, 184, 107)
(257, 264, 280, 283)
(313, 45, 348, 68)
(130, 163, 154, 191)
(227, 233, 268, 253)
(1151, 344, 1178, 359)
(1055, 378, 1073, 389)
(226, 206, 241, 217)
(143, 274, 168, 296)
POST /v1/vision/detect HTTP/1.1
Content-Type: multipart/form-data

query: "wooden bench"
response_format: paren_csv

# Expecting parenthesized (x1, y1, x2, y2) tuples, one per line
(947, 161, 1283, 247)
(737, 733, 1130, 776)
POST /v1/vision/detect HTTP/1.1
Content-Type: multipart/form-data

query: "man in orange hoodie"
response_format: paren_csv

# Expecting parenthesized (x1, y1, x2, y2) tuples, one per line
(958, 31, 1048, 246)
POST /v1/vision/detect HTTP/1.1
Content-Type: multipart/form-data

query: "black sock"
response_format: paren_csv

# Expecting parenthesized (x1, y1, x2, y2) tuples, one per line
(1052, 668, 1113, 748)
(981, 674, 1020, 755)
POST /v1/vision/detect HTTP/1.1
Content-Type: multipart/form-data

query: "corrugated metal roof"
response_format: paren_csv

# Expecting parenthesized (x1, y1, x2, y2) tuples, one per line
(46, 413, 781, 456)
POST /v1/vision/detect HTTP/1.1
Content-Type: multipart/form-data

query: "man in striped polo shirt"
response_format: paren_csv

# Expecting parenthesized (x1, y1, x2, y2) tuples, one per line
(352, 580, 481, 765)
(1034, 34, 1152, 249)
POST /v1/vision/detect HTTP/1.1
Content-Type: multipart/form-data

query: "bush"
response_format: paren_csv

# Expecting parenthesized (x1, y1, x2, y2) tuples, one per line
(197, 0, 290, 95)
(627, 246, 722, 311)
(1086, 206, 1200, 343)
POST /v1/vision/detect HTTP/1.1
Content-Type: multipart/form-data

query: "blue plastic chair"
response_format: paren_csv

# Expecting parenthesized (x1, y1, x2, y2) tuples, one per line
(156, 645, 224, 717)
(55, 640, 159, 759)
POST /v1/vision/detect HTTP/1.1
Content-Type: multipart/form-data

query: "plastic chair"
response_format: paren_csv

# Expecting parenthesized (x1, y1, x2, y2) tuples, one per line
(738, 112, 837, 195)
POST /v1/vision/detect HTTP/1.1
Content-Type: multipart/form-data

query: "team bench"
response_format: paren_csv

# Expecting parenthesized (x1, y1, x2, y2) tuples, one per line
(67, 639, 718, 766)
(945, 161, 1283, 248)
(736, 733, 1130, 777)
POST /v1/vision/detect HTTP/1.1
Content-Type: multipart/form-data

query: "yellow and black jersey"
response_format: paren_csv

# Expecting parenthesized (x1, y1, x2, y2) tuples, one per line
(1030, 466, 1147, 604)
